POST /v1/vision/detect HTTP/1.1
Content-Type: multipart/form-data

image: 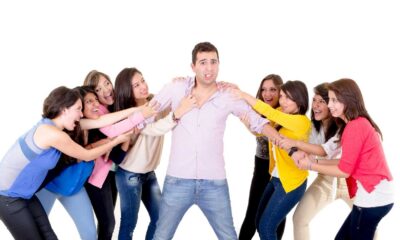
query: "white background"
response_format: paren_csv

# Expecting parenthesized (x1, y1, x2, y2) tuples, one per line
(0, 1, 399, 239)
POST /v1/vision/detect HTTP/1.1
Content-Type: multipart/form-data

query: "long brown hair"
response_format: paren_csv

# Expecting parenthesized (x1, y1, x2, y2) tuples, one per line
(255, 74, 283, 107)
(42, 86, 83, 164)
(42, 86, 81, 119)
(113, 67, 153, 112)
(83, 70, 114, 112)
(328, 78, 382, 140)
(83, 70, 112, 89)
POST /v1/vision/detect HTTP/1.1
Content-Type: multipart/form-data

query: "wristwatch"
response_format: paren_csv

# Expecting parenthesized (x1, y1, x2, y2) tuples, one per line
(288, 147, 298, 157)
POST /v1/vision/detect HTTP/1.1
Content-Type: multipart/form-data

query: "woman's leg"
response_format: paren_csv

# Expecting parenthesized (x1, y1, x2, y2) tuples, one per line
(239, 156, 271, 240)
(36, 188, 57, 214)
(115, 168, 143, 240)
(85, 173, 116, 240)
(335, 204, 393, 240)
(58, 188, 97, 240)
(0, 195, 58, 240)
(141, 171, 162, 240)
(258, 178, 306, 240)
(293, 175, 333, 240)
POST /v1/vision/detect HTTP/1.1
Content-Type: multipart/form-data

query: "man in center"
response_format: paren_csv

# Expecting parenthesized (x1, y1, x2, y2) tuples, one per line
(152, 42, 277, 240)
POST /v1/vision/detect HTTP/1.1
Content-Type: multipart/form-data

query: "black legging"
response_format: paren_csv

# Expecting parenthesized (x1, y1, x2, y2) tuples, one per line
(0, 195, 57, 240)
(85, 171, 118, 240)
(239, 156, 285, 240)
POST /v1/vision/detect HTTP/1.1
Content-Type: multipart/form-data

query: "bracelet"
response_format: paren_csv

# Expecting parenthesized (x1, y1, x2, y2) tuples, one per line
(288, 147, 298, 157)
(172, 112, 180, 123)
(313, 155, 319, 164)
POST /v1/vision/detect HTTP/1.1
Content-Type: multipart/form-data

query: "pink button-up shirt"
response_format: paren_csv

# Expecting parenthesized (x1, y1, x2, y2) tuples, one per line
(153, 77, 268, 179)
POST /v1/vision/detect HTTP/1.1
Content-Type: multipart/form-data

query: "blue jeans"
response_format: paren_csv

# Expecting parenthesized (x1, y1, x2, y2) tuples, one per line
(335, 203, 393, 240)
(116, 168, 161, 240)
(153, 175, 237, 240)
(256, 177, 307, 240)
(239, 156, 285, 240)
(36, 188, 97, 240)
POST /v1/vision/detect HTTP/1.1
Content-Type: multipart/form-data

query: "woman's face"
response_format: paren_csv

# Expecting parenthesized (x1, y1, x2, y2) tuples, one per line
(94, 75, 114, 106)
(62, 99, 83, 131)
(261, 79, 279, 108)
(83, 92, 101, 120)
(131, 73, 149, 101)
(279, 91, 299, 114)
(328, 90, 346, 121)
(312, 94, 330, 121)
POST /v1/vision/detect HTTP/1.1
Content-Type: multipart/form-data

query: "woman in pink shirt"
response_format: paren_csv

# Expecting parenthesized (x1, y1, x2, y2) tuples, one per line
(83, 70, 154, 240)
(298, 78, 394, 240)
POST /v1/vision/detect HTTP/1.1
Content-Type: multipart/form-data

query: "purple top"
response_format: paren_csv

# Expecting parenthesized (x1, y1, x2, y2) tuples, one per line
(153, 77, 268, 179)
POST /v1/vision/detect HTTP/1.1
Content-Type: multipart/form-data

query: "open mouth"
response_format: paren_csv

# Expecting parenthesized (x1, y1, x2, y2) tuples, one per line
(264, 98, 273, 103)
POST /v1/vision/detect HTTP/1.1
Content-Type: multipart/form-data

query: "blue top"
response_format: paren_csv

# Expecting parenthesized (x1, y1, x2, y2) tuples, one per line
(0, 118, 61, 199)
(45, 161, 94, 196)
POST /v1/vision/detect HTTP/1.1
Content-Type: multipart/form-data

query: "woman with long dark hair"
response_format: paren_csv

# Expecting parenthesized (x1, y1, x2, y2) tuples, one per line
(0, 86, 130, 240)
(232, 80, 311, 240)
(239, 74, 286, 240)
(113, 67, 196, 240)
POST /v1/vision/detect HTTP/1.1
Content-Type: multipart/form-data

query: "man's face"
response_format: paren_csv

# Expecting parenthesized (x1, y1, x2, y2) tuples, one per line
(191, 51, 219, 86)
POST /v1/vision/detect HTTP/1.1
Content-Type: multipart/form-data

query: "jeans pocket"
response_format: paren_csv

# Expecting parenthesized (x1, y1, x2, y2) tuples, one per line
(164, 175, 178, 185)
(147, 171, 157, 181)
(210, 179, 227, 187)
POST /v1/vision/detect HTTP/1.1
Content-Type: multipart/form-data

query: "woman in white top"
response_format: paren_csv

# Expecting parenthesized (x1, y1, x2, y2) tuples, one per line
(113, 68, 196, 240)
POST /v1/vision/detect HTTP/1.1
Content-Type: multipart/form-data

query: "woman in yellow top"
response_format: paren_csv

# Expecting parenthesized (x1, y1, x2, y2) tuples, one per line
(232, 80, 311, 240)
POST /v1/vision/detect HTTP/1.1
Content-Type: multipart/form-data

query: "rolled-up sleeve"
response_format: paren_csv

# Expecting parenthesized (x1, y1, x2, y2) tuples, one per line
(230, 98, 268, 134)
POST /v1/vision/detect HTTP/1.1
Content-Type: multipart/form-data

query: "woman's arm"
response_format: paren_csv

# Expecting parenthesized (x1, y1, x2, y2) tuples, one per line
(260, 123, 281, 142)
(315, 158, 340, 165)
(278, 136, 326, 156)
(141, 94, 197, 136)
(298, 155, 349, 178)
(80, 106, 140, 130)
(35, 124, 132, 161)
(231, 88, 310, 134)
(230, 88, 258, 106)
(86, 138, 110, 149)
(239, 113, 259, 136)
(140, 112, 176, 136)
(100, 103, 158, 138)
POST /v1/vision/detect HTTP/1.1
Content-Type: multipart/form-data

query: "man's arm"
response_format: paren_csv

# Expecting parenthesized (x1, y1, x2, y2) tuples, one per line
(230, 97, 269, 134)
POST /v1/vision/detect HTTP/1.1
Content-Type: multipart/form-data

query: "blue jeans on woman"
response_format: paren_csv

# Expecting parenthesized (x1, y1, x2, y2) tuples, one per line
(36, 188, 97, 240)
(153, 175, 237, 240)
(335, 203, 393, 240)
(256, 177, 307, 240)
(115, 168, 161, 240)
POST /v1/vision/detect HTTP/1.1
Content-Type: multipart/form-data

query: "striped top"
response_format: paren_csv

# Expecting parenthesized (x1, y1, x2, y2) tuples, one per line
(0, 118, 61, 199)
